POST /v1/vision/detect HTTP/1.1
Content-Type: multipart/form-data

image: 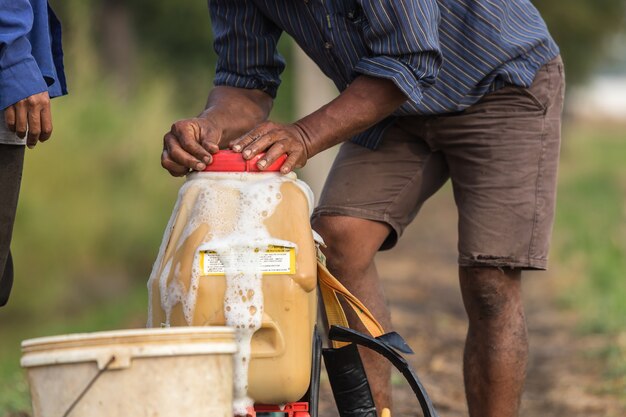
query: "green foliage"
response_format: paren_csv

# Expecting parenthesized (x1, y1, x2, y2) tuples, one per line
(555, 124, 626, 333)
(0, 5, 298, 412)
(0, 373, 30, 416)
(1, 1, 625, 414)
(533, 0, 626, 84)
(125, 0, 214, 69)
(7, 81, 181, 315)
(122, 0, 217, 109)
(0, 72, 184, 410)
(50, 0, 301, 113)
(47, 0, 626, 94)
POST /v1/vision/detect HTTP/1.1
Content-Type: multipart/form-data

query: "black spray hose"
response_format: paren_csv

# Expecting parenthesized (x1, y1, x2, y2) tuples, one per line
(328, 325, 439, 417)
(308, 327, 323, 417)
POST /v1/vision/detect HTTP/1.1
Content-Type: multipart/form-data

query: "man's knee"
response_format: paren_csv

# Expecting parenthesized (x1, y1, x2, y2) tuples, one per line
(312, 215, 390, 272)
(459, 266, 523, 322)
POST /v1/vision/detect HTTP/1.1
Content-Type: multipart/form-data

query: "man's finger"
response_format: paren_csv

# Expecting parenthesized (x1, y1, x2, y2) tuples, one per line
(230, 123, 272, 154)
(257, 141, 290, 169)
(39, 104, 53, 142)
(230, 131, 260, 154)
(198, 123, 221, 154)
(201, 140, 220, 155)
(242, 131, 283, 160)
(15, 102, 27, 138)
(27, 106, 42, 147)
(165, 133, 206, 171)
(161, 150, 190, 177)
(255, 138, 288, 170)
(280, 150, 304, 174)
(4, 106, 15, 131)
(171, 122, 211, 164)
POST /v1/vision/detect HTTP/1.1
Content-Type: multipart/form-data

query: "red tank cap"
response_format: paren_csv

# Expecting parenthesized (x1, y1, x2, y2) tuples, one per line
(202, 150, 287, 172)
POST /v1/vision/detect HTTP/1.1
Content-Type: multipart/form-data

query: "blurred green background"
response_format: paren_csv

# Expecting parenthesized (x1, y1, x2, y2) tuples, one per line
(1, 0, 625, 415)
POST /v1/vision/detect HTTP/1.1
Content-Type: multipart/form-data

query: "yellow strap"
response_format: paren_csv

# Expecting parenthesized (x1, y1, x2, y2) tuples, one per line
(317, 260, 385, 340)
(319, 280, 349, 329)
(381, 408, 391, 417)
(319, 279, 350, 349)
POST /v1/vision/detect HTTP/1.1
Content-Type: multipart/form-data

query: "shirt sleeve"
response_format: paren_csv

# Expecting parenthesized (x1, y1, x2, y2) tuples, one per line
(209, 0, 285, 98)
(354, 0, 443, 106)
(0, 0, 48, 110)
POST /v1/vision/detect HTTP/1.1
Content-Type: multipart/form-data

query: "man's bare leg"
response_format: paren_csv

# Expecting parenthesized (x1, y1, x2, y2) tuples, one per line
(460, 266, 528, 417)
(313, 215, 393, 412)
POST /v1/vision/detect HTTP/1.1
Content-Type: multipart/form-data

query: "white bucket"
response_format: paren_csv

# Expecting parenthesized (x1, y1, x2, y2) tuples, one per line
(21, 327, 236, 417)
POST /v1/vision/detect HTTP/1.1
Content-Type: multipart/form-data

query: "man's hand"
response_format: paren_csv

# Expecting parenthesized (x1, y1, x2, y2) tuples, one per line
(230, 121, 311, 174)
(161, 86, 275, 177)
(161, 117, 221, 177)
(4, 91, 52, 148)
(228, 76, 406, 175)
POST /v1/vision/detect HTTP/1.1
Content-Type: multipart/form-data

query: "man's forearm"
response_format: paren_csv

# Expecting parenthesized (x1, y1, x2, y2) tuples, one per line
(295, 75, 407, 158)
(201, 86, 274, 146)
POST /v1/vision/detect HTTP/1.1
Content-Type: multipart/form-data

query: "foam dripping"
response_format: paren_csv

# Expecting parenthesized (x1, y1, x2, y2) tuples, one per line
(147, 172, 312, 416)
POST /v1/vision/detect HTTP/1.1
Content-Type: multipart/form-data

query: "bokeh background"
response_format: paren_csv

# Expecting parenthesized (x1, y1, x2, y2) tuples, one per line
(1, 1, 625, 415)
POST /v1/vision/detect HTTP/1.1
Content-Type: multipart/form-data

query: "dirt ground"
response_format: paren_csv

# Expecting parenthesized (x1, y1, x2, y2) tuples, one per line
(315, 189, 625, 417)
(6, 185, 622, 417)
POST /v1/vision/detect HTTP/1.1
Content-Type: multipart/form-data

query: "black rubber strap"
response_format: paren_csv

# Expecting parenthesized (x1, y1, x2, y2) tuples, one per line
(328, 325, 439, 417)
(323, 343, 377, 417)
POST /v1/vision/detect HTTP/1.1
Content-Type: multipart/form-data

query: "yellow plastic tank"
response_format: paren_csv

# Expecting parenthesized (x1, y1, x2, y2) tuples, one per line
(147, 151, 317, 412)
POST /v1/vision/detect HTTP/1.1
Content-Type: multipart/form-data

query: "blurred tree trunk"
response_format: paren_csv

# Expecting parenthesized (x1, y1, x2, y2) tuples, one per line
(293, 45, 338, 205)
(96, 0, 137, 99)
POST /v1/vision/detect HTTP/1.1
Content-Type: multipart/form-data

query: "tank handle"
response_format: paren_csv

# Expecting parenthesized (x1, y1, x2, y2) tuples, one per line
(250, 318, 286, 358)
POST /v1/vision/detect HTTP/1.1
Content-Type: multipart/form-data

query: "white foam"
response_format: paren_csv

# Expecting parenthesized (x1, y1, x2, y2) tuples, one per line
(146, 183, 187, 327)
(147, 171, 313, 415)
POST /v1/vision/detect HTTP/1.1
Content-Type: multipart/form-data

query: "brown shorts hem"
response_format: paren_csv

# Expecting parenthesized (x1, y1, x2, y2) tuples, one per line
(458, 254, 548, 270)
(311, 206, 401, 251)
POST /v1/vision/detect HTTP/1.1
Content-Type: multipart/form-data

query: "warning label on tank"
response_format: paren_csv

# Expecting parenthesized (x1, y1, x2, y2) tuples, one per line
(199, 245, 296, 276)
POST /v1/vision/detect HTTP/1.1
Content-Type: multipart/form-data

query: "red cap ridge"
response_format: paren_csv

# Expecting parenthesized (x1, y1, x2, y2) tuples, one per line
(202, 150, 287, 172)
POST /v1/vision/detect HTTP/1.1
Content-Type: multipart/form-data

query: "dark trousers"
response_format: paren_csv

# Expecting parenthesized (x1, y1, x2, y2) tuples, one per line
(0, 144, 25, 306)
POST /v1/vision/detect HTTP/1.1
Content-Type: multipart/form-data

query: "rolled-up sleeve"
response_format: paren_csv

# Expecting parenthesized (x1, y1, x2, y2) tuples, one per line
(0, 0, 48, 110)
(354, 0, 443, 106)
(209, 0, 285, 98)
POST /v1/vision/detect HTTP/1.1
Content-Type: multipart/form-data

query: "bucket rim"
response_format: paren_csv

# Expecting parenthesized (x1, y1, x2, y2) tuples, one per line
(21, 326, 235, 352)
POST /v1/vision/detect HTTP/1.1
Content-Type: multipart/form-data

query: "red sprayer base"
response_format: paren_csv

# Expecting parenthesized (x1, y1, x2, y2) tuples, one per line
(246, 402, 310, 417)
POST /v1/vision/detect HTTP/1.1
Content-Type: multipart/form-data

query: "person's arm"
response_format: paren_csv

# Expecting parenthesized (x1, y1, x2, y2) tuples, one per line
(161, 0, 283, 177)
(0, 0, 52, 147)
(231, 0, 443, 173)
(230, 75, 407, 174)
(161, 86, 273, 176)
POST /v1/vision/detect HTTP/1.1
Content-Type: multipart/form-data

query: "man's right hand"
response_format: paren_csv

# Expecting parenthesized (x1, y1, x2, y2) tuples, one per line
(4, 91, 52, 148)
(161, 117, 222, 177)
(161, 86, 275, 177)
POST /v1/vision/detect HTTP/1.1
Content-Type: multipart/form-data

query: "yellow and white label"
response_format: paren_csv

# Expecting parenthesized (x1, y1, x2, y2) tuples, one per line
(199, 245, 296, 276)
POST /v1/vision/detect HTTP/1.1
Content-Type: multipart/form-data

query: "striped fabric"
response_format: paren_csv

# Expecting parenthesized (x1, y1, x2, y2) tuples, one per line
(209, 0, 560, 149)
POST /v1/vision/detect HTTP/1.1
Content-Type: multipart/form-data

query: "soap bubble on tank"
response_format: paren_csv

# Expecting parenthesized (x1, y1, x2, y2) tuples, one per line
(153, 171, 303, 415)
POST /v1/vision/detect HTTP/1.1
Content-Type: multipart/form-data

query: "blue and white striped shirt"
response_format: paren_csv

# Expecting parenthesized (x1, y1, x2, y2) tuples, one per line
(209, 0, 560, 149)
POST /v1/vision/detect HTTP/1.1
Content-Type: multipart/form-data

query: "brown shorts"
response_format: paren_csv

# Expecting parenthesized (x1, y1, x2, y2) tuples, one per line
(312, 56, 565, 270)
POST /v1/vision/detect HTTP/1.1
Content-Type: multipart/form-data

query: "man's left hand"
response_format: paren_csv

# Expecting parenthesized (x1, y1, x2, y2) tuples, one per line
(230, 121, 311, 174)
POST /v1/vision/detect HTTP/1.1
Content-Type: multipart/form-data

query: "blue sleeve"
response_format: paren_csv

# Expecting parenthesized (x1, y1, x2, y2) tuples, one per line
(209, 0, 285, 98)
(0, 0, 48, 110)
(353, 0, 443, 106)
